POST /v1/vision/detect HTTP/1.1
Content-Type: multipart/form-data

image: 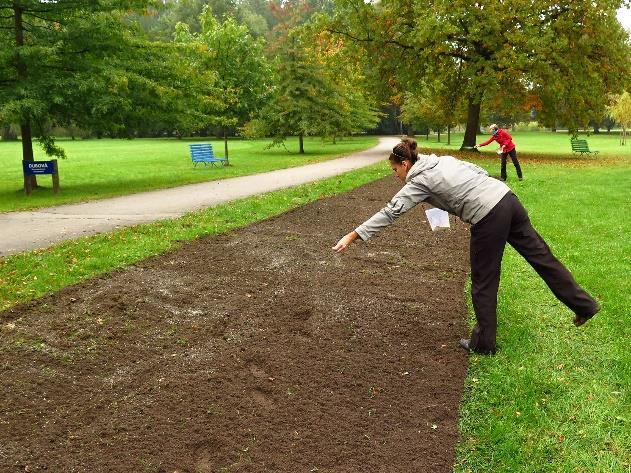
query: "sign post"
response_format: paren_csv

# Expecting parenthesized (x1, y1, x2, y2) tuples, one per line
(22, 160, 60, 195)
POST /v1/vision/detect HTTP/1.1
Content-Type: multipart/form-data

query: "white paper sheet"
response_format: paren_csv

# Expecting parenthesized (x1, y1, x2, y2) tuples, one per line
(425, 208, 451, 231)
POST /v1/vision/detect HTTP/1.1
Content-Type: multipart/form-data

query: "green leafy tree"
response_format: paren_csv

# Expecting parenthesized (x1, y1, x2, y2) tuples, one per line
(308, 29, 380, 142)
(1, 124, 18, 141)
(258, 35, 336, 153)
(139, 0, 273, 39)
(175, 6, 271, 161)
(247, 2, 379, 153)
(152, 0, 235, 37)
(481, 81, 534, 132)
(0, 1, 212, 191)
(609, 91, 631, 145)
(401, 92, 446, 142)
(400, 71, 467, 145)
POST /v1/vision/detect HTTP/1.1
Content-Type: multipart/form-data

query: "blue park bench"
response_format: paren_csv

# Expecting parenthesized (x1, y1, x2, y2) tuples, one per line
(189, 143, 228, 167)
(570, 138, 599, 156)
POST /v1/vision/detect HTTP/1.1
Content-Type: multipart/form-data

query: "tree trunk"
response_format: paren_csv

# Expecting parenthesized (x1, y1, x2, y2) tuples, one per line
(461, 99, 481, 150)
(224, 130, 229, 165)
(21, 121, 38, 192)
(299, 133, 304, 154)
(14, 5, 38, 190)
(447, 125, 451, 145)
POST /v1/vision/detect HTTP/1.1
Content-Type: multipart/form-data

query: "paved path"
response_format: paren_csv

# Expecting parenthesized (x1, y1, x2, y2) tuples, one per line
(0, 137, 398, 257)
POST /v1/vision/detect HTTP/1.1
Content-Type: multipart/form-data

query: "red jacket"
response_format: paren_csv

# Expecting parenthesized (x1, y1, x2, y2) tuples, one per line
(478, 128, 515, 153)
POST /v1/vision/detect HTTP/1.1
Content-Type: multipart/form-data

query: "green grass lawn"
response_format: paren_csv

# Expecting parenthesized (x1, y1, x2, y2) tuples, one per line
(417, 130, 631, 158)
(0, 136, 377, 212)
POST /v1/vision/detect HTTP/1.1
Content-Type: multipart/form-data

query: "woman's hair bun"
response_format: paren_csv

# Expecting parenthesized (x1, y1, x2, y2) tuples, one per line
(401, 137, 417, 150)
(390, 137, 418, 164)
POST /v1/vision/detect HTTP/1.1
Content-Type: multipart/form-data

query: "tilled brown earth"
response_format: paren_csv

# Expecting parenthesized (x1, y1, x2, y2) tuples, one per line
(0, 177, 471, 473)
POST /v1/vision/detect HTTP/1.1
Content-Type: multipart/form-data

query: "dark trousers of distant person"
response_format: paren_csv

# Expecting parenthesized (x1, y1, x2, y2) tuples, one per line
(500, 148, 523, 181)
(468, 192, 599, 354)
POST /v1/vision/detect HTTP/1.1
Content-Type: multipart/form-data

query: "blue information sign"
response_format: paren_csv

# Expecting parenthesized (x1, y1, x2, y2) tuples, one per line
(23, 160, 56, 175)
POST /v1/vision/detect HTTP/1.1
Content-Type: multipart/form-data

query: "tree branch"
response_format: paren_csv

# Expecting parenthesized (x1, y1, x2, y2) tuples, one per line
(436, 51, 470, 62)
(325, 27, 416, 50)
(22, 20, 61, 32)
(39, 64, 79, 73)
(25, 12, 66, 26)
(457, 18, 470, 36)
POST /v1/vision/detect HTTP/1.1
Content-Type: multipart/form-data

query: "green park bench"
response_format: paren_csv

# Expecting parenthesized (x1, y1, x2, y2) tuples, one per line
(570, 138, 599, 156)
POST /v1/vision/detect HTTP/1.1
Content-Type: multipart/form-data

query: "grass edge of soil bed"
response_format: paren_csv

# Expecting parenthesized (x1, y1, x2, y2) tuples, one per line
(0, 162, 391, 312)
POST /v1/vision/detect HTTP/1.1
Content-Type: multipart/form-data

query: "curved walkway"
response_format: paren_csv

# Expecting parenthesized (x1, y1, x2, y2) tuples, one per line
(0, 137, 398, 257)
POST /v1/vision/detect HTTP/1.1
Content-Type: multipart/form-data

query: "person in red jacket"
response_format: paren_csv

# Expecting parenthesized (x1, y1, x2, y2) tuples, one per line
(475, 124, 523, 181)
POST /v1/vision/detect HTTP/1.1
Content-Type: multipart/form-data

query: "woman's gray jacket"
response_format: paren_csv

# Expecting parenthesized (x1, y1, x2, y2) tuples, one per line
(355, 154, 511, 241)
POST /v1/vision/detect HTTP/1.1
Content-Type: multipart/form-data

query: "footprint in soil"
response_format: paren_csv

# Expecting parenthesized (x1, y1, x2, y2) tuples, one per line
(252, 388, 275, 409)
(193, 438, 231, 473)
(248, 362, 268, 379)
(288, 307, 313, 337)
(247, 363, 276, 409)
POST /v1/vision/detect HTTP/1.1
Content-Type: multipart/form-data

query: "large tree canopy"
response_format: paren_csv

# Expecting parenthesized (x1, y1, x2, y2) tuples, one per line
(1, 1, 141, 159)
(325, 0, 631, 147)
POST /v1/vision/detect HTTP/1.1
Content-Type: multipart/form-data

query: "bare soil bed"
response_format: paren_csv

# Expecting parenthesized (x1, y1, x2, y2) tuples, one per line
(1, 177, 471, 473)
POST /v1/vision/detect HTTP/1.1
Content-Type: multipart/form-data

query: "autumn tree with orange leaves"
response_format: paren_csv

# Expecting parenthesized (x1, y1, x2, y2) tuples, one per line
(322, 0, 631, 148)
